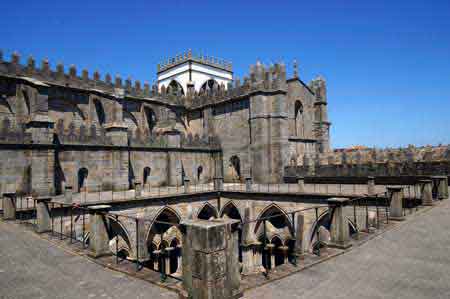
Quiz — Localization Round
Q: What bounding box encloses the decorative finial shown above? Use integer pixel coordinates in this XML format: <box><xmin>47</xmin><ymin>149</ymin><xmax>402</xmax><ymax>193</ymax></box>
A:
<box><xmin>293</xmin><ymin>59</ymin><xmax>298</xmax><ymax>78</ymax></box>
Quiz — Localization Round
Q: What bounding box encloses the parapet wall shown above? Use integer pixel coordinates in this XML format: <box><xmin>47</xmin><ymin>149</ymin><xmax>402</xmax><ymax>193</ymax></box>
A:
<box><xmin>286</xmin><ymin>146</ymin><xmax>450</xmax><ymax>177</ymax></box>
<box><xmin>0</xmin><ymin>50</ymin><xmax>308</xmax><ymax>110</ymax></box>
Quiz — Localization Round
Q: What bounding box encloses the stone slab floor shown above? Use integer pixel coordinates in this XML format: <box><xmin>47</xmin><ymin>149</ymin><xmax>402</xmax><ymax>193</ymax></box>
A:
<box><xmin>246</xmin><ymin>199</ymin><xmax>450</xmax><ymax>299</ymax></box>
<box><xmin>0</xmin><ymin>221</ymin><xmax>177</xmax><ymax>299</ymax></box>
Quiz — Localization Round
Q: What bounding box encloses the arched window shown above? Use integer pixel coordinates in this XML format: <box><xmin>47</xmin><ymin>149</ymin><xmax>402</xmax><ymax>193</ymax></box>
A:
<box><xmin>144</xmin><ymin>107</ymin><xmax>157</xmax><ymax>133</ymax></box>
<box><xmin>78</xmin><ymin>168</ymin><xmax>88</xmax><ymax>192</ymax></box>
<box><xmin>200</xmin><ymin>79</ymin><xmax>219</xmax><ymax>93</ymax></box>
<box><xmin>94</xmin><ymin>99</ymin><xmax>106</xmax><ymax>125</ymax></box>
<box><xmin>143</xmin><ymin>167</ymin><xmax>151</xmax><ymax>185</ymax></box>
<box><xmin>197</xmin><ymin>165</ymin><xmax>203</xmax><ymax>181</ymax></box>
<box><xmin>167</xmin><ymin>80</ymin><xmax>184</xmax><ymax>96</ymax></box>
<box><xmin>294</xmin><ymin>101</ymin><xmax>304</xmax><ymax>137</ymax></box>
<box><xmin>229</xmin><ymin>155</ymin><xmax>241</xmax><ymax>181</ymax></box>
<box><xmin>198</xmin><ymin>203</ymin><xmax>218</xmax><ymax>220</ymax></box>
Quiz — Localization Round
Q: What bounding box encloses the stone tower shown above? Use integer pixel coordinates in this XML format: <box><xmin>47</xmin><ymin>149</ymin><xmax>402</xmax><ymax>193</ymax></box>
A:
<box><xmin>249</xmin><ymin>62</ymin><xmax>290</xmax><ymax>183</ymax></box>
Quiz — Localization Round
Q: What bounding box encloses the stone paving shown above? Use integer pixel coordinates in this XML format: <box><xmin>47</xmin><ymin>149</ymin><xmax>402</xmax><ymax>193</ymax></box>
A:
<box><xmin>0</xmin><ymin>221</ymin><xmax>178</xmax><ymax>299</ymax></box>
<box><xmin>245</xmin><ymin>200</ymin><xmax>450</xmax><ymax>299</ymax></box>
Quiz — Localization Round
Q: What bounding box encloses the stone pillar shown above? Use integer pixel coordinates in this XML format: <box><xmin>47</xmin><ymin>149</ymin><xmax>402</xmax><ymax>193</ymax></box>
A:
<box><xmin>165</xmin><ymin>247</ymin><xmax>174</xmax><ymax>275</ymax></box>
<box><xmin>420</xmin><ymin>180</ymin><xmax>433</xmax><ymax>206</ymax></box>
<box><xmin>64</xmin><ymin>185</ymin><xmax>73</xmax><ymax>204</ymax></box>
<box><xmin>266</xmin><ymin>243</ymin><xmax>275</xmax><ymax>269</ymax></box>
<box><xmin>89</xmin><ymin>205</ymin><xmax>112</xmax><ymax>258</ymax></box>
<box><xmin>176</xmin><ymin>245</ymin><xmax>183</xmax><ymax>275</ymax></box>
<box><xmin>184</xmin><ymin>178</ymin><xmax>191</xmax><ymax>193</ymax></box>
<box><xmin>134</xmin><ymin>182</ymin><xmax>142</xmax><ymax>197</ymax></box>
<box><xmin>253</xmin><ymin>241</ymin><xmax>263</xmax><ymax>270</ymax></box>
<box><xmin>328</xmin><ymin>197</ymin><xmax>352</xmax><ymax>249</ymax></box>
<box><xmin>36</xmin><ymin>197</ymin><xmax>52</xmax><ymax>233</ymax></box>
<box><xmin>104</xmin><ymin>123</ymin><xmax>129</xmax><ymax>191</ymax></box>
<box><xmin>279</xmin><ymin>246</ymin><xmax>289</xmax><ymax>264</ymax></box>
<box><xmin>297</xmin><ymin>176</ymin><xmax>305</xmax><ymax>193</ymax></box>
<box><xmin>153</xmin><ymin>250</ymin><xmax>161</xmax><ymax>271</ymax></box>
<box><xmin>245</xmin><ymin>177</ymin><xmax>252</xmax><ymax>192</ymax></box>
<box><xmin>2</xmin><ymin>193</ymin><xmax>16</xmax><ymax>220</ymax></box>
<box><xmin>431</xmin><ymin>176</ymin><xmax>448</xmax><ymax>200</ymax></box>
<box><xmin>213</xmin><ymin>177</ymin><xmax>224</xmax><ymax>191</ymax></box>
<box><xmin>387</xmin><ymin>187</ymin><xmax>405</xmax><ymax>221</ymax></box>
<box><xmin>294</xmin><ymin>212</ymin><xmax>305</xmax><ymax>260</ymax></box>
<box><xmin>367</xmin><ymin>176</ymin><xmax>375</xmax><ymax>196</ymax></box>
<box><xmin>182</xmin><ymin>218</ymin><xmax>242</xmax><ymax>299</ymax></box>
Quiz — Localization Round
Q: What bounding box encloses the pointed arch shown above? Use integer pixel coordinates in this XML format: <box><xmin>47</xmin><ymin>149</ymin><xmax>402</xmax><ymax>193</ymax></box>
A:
<box><xmin>294</xmin><ymin>100</ymin><xmax>304</xmax><ymax>137</ymax></box>
<box><xmin>123</xmin><ymin>109</ymin><xmax>138</xmax><ymax>130</ymax></box>
<box><xmin>254</xmin><ymin>203</ymin><xmax>293</xmax><ymax>235</ymax></box>
<box><xmin>197</xmin><ymin>202</ymin><xmax>218</xmax><ymax>220</ymax></box>
<box><xmin>167</xmin><ymin>80</ymin><xmax>184</xmax><ymax>96</ymax></box>
<box><xmin>199</xmin><ymin>79</ymin><xmax>220</xmax><ymax>93</ymax></box>
<box><xmin>220</xmin><ymin>201</ymin><xmax>242</xmax><ymax>221</ymax></box>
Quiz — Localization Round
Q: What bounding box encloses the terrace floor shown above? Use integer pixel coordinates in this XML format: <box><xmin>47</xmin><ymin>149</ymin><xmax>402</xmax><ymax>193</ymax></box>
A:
<box><xmin>0</xmin><ymin>220</ymin><xmax>177</xmax><ymax>299</ymax></box>
<box><xmin>245</xmin><ymin>199</ymin><xmax>450</xmax><ymax>299</ymax></box>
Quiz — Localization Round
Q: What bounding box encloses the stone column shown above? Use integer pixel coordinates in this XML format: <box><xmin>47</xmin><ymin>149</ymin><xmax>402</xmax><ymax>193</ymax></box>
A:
<box><xmin>89</xmin><ymin>205</ymin><xmax>112</xmax><ymax>258</ymax></box>
<box><xmin>2</xmin><ymin>193</ymin><xmax>16</xmax><ymax>220</ymax></box>
<box><xmin>431</xmin><ymin>176</ymin><xmax>448</xmax><ymax>200</ymax></box>
<box><xmin>153</xmin><ymin>250</ymin><xmax>161</xmax><ymax>271</ymax></box>
<box><xmin>294</xmin><ymin>212</ymin><xmax>305</xmax><ymax>260</ymax></box>
<box><xmin>36</xmin><ymin>197</ymin><xmax>52</xmax><ymax>233</ymax></box>
<box><xmin>165</xmin><ymin>247</ymin><xmax>174</xmax><ymax>275</ymax></box>
<box><xmin>387</xmin><ymin>187</ymin><xmax>405</xmax><ymax>221</ymax></box>
<box><xmin>279</xmin><ymin>246</ymin><xmax>289</xmax><ymax>264</ymax></box>
<box><xmin>266</xmin><ymin>243</ymin><xmax>275</xmax><ymax>269</ymax></box>
<box><xmin>213</xmin><ymin>177</ymin><xmax>224</xmax><ymax>191</ymax></box>
<box><xmin>184</xmin><ymin>178</ymin><xmax>191</xmax><ymax>193</ymax></box>
<box><xmin>253</xmin><ymin>241</ymin><xmax>263</xmax><ymax>270</ymax></box>
<box><xmin>328</xmin><ymin>197</ymin><xmax>352</xmax><ymax>249</ymax></box>
<box><xmin>176</xmin><ymin>245</ymin><xmax>183</xmax><ymax>275</ymax></box>
<box><xmin>134</xmin><ymin>182</ymin><xmax>142</xmax><ymax>197</ymax></box>
<box><xmin>367</xmin><ymin>176</ymin><xmax>375</xmax><ymax>196</ymax></box>
<box><xmin>297</xmin><ymin>176</ymin><xmax>305</xmax><ymax>193</ymax></box>
<box><xmin>420</xmin><ymin>180</ymin><xmax>433</xmax><ymax>206</ymax></box>
<box><xmin>182</xmin><ymin>218</ymin><xmax>242</xmax><ymax>299</ymax></box>
<box><xmin>245</xmin><ymin>177</ymin><xmax>252</xmax><ymax>192</ymax></box>
<box><xmin>64</xmin><ymin>185</ymin><xmax>73</xmax><ymax>204</ymax></box>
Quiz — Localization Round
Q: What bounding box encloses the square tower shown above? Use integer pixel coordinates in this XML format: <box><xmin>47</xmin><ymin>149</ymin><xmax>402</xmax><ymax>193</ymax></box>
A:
<box><xmin>157</xmin><ymin>50</ymin><xmax>233</xmax><ymax>94</ymax></box>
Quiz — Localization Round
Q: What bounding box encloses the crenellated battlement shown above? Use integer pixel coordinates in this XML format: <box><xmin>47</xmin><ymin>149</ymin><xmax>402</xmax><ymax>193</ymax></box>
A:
<box><xmin>0</xmin><ymin>50</ymin><xmax>314</xmax><ymax>111</ymax></box>
<box><xmin>157</xmin><ymin>49</ymin><xmax>233</xmax><ymax>73</ymax></box>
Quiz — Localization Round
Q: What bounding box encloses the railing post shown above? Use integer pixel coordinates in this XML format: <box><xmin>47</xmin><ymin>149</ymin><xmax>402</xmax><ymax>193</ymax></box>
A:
<box><xmin>181</xmin><ymin>218</ymin><xmax>242</xmax><ymax>299</ymax></box>
<box><xmin>36</xmin><ymin>197</ymin><xmax>52</xmax><ymax>233</ymax></box>
<box><xmin>327</xmin><ymin>198</ymin><xmax>352</xmax><ymax>249</ymax></box>
<box><xmin>297</xmin><ymin>176</ymin><xmax>305</xmax><ymax>193</ymax></box>
<box><xmin>184</xmin><ymin>178</ymin><xmax>191</xmax><ymax>193</ymax></box>
<box><xmin>64</xmin><ymin>185</ymin><xmax>73</xmax><ymax>204</ymax></box>
<box><xmin>367</xmin><ymin>176</ymin><xmax>376</xmax><ymax>196</ymax></box>
<box><xmin>89</xmin><ymin>205</ymin><xmax>112</xmax><ymax>258</ymax></box>
<box><xmin>419</xmin><ymin>179</ymin><xmax>433</xmax><ymax>206</ymax></box>
<box><xmin>294</xmin><ymin>212</ymin><xmax>305</xmax><ymax>261</ymax></box>
<box><xmin>2</xmin><ymin>192</ymin><xmax>17</xmax><ymax>220</ymax></box>
<box><xmin>245</xmin><ymin>177</ymin><xmax>252</xmax><ymax>192</ymax></box>
<box><xmin>387</xmin><ymin>187</ymin><xmax>405</xmax><ymax>221</ymax></box>
<box><xmin>134</xmin><ymin>182</ymin><xmax>142</xmax><ymax>198</ymax></box>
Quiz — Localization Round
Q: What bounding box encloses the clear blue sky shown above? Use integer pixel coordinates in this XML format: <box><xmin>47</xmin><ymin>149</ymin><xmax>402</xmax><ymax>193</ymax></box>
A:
<box><xmin>2</xmin><ymin>0</ymin><xmax>449</xmax><ymax>148</ymax></box>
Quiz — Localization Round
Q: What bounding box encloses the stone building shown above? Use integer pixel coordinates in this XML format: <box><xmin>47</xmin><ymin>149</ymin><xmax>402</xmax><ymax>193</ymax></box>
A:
<box><xmin>0</xmin><ymin>50</ymin><xmax>331</xmax><ymax>196</ymax></box>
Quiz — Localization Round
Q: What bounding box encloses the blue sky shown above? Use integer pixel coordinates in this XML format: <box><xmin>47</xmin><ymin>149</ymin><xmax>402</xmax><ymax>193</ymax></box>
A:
<box><xmin>2</xmin><ymin>0</ymin><xmax>449</xmax><ymax>148</ymax></box>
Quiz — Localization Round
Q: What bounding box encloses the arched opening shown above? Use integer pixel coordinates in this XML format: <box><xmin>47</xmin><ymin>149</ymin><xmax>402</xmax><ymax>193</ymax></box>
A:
<box><xmin>77</xmin><ymin>168</ymin><xmax>88</xmax><ymax>192</ymax></box>
<box><xmin>107</xmin><ymin>216</ymin><xmax>132</xmax><ymax>260</ymax></box>
<box><xmin>294</xmin><ymin>101</ymin><xmax>304</xmax><ymax>137</ymax></box>
<box><xmin>146</xmin><ymin>208</ymin><xmax>181</xmax><ymax>275</ymax></box>
<box><xmin>229</xmin><ymin>155</ymin><xmax>241</xmax><ymax>182</ymax></box>
<box><xmin>197</xmin><ymin>165</ymin><xmax>203</xmax><ymax>182</ymax></box>
<box><xmin>93</xmin><ymin>99</ymin><xmax>106</xmax><ymax>125</ymax></box>
<box><xmin>144</xmin><ymin>107</ymin><xmax>157</xmax><ymax>134</ymax></box>
<box><xmin>200</xmin><ymin>79</ymin><xmax>219</xmax><ymax>93</ymax></box>
<box><xmin>255</xmin><ymin>204</ymin><xmax>293</xmax><ymax>270</ymax></box>
<box><xmin>198</xmin><ymin>203</ymin><xmax>218</xmax><ymax>220</ymax></box>
<box><xmin>167</xmin><ymin>80</ymin><xmax>184</xmax><ymax>96</ymax></box>
<box><xmin>143</xmin><ymin>167</ymin><xmax>151</xmax><ymax>185</ymax></box>
<box><xmin>221</xmin><ymin>202</ymin><xmax>243</xmax><ymax>263</ymax></box>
